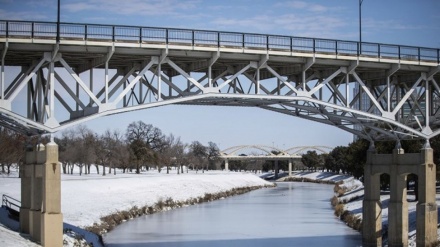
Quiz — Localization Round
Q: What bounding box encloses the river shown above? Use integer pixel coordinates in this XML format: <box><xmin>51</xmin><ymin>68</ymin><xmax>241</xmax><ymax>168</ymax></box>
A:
<box><xmin>104</xmin><ymin>182</ymin><xmax>362</xmax><ymax>247</ymax></box>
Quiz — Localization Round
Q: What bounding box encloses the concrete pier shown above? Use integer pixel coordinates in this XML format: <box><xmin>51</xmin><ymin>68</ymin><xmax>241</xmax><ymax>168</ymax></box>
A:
<box><xmin>362</xmin><ymin>144</ymin><xmax>437</xmax><ymax>247</ymax></box>
<box><xmin>20</xmin><ymin>142</ymin><xmax>63</xmax><ymax>247</ymax></box>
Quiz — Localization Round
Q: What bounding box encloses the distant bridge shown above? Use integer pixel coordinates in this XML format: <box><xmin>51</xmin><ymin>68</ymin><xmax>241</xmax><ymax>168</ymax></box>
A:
<box><xmin>219</xmin><ymin>145</ymin><xmax>332</xmax><ymax>174</ymax></box>
<box><xmin>220</xmin><ymin>145</ymin><xmax>332</xmax><ymax>160</ymax></box>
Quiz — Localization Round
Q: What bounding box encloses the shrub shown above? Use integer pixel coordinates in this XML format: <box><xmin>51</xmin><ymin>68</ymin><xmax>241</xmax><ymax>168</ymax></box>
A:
<box><xmin>121</xmin><ymin>210</ymin><xmax>131</xmax><ymax>220</ymax></box>
<box><xmin>165</xmin><ymin>197</ymin><xmax>175</xmax><ymax>207</ymax></box>
<box><xmin>341</xmin><ymin>210</ymin><xmax>362</xmax><ymax>231</ymax></box>
<box><xmin>334</xmin><ymin>204</ymin><xmax>344</xmax><ymax>217</ymax></box>
<box><xmin>112</xmin><ymin>213</ymin><xmax>123</xmax><ymax>224</ymax></box>
<box><xmin>330</xmin><ymin>195</ymin><xmax>339</xmax><ymax>208</ymax></box>
<box><xmin>147</xmin><ymin>206</ymin><xmax>154</xmax><ymax>214</ymax></box>
<box><xmin>156</xmin><ymin>199</ymin><xmax>165</xmax><ymax>210</ymax></box>
<box><xmin>204</xmin><ymin>193</ymin><xmax>213</xmax><ymax>202</ymax></box>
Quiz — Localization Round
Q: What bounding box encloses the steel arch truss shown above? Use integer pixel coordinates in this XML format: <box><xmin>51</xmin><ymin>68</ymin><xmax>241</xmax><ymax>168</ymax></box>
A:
<box><xmin>221</xmin><ymin>145</ymin><xmax>294</xmax><ymax>160</ymax></box>
<box><xmin>220</xmin><ymin>145</ymin><xmax>331</xmax><ymax>160</ymax></box>
<box><xmin>221</xmin><ymin>145</ymin><xmax>287</xmax><ymax>156</ymax></box>
<box><xmin>1</xmin><ymin>41</ymin><xmax>439</xmax><ymax>141</ymax></box>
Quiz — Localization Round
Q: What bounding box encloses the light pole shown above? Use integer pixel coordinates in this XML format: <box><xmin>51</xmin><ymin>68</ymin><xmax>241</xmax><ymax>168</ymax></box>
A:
<box><xmin>359</xmin><ymin>0</ymin><xmax>363</xmax><ymax>55</ymax></box>
<box><xmin>56</xmin><ymin>0</ymin><xmax>60</xmax><ymax>43</ymax></box>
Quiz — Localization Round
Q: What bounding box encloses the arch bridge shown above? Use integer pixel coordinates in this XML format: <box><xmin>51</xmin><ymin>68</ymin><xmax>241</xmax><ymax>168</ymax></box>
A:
<box><xmin>220</xmin><ymin>145</ymin><xmax>332</xmax><ymax>176</ymax></box>
<box><xmin>220</xmin><ymin>144</ymin><xmax>331</xmax><ymax>159</ymax></box>
<box><xmin>1</xmin><ymin>20</ymin><xmax>439</xmax><ymax>247</ymax></box>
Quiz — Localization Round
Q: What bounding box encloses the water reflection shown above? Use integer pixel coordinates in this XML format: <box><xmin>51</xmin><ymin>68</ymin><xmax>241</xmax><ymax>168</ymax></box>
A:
<box><xmin>104</xmin><ymin>182</ymin><xmax>362</xmax><ymax>247</ymax></box>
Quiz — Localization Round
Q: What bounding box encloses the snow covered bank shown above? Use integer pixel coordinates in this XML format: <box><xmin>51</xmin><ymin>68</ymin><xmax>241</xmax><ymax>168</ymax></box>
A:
<box><xmin>0</xmin><ymin>169</ymin><xmax>273</xmax><ymax>246</ymax></box>
<box><xmin>282</xmin><ymin>171</ymin><xmax>440</xmax><ymax>246</ymax></box>
<box><xmin>277</xmin><ymin>171</ymin><xmax>359</xmax><ymax>185</ymax></box>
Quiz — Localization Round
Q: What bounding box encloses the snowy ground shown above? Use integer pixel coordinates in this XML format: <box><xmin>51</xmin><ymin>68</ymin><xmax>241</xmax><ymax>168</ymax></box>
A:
<box><xmin>0</xmin><ymin>167</ymin><xmax>272</xmax><ymax>246</ymax></box>
<box><xmin>3</xmin><ymin>168</ymin><xmax>437</xmax><ymax>246</ymax></box>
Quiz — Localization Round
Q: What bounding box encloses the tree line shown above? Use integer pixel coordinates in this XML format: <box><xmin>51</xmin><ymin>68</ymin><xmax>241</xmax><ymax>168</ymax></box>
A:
<box><xmin>0</xmin><ymin>121</ymin><xmax>221</xmax><ymax>175</ymax></box>
<box><xmin>2</xmin><ymin>122</ymin><xmax>440</xmax><ymax>179</ymax></box>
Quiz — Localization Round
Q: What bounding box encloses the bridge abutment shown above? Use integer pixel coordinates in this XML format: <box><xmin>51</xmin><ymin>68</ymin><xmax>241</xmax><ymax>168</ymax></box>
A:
<box><xmin>362</xmin><ymin>145</ymin><xmax>437</xmax><ymax>247</ymax></box>
<box><xmin>20</xmin><ymin>142</ymin><xmax>63</xmax><ymax>247</ymax></box>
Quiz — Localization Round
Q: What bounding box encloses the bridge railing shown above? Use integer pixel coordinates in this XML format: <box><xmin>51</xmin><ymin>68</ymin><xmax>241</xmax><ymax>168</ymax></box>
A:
<box><xmin>0</xmin><ymin>20</ymin><xmax>439</xmax><ymax>63</ymax></box>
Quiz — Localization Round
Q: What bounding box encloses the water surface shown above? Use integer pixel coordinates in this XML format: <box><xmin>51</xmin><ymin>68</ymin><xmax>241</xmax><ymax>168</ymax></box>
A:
<box><xmin>104</xmin><ymin>182</ymin><xmax>362</xmax><ymax>247</ymax></box>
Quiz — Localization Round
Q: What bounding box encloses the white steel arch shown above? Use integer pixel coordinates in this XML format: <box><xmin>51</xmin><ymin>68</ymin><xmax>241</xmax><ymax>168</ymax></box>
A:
<box><xmin>284</xmin><ymin>146</ymin><xmax>333</xmax><ymax>155</ymax></box>
<box><xmin>221</xmin><ymin>145</ymin><xmax>286</xmax><ymax>156</ymax></box>
<box><xmin>0</xmin><ymin>20</ymin><xmax>439</xmax><ymax>142</ymax></box>
<box><xmin>220</xmin><ymin>145</ymin><xmax>331</xmax><ymax>160</ymax></box>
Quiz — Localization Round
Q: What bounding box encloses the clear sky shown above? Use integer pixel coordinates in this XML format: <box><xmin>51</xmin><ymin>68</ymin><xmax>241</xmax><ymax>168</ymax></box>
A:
<box><xmin>1</xmin><ymin>0</ymin><xmax>439</xmax><ymax>150</ymax></box>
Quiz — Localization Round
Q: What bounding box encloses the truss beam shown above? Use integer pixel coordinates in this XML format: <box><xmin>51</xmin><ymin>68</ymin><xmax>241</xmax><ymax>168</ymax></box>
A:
<box><xmin>0</xmin><ymin>39</ymin><xmax>438</xmax><ymax>141</ymax></box>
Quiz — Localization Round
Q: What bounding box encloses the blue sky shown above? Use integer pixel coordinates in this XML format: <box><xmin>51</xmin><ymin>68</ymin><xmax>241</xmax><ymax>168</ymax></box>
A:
<box><xmin>1</xmin><ymin>0</ymin><xmax>439</xmax><ymax>150</ymax></box>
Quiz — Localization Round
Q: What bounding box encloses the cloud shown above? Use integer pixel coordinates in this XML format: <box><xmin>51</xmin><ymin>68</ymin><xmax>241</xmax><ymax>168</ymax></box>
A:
<box><xmin>277</xmin><ymin>1</ymin><xmax>330</xmax><ymax>12</ymax></box>
<box><xmin>0</xmin><ymin>9</ymin><xmax>50</xmax><ymax>21</ymax></box>
<box><xmin>363</xmin><ymin>18</ymin><xmax>431</xmax><ymax>31</ymax></box>
<box><xmin>211</xmin><ymin>13</ymin><xmax>352</xmax><ymax>39</ymax></box>
<box><xmin>63</xmin><ymin>0</ymin><xmax>200</xmax><ymax>16</ymax></box>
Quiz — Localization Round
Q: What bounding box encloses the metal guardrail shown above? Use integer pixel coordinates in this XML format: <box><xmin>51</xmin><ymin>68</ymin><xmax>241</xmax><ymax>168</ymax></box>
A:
<box><xmin>0</xmin><ymin>20</ymin><xmax>439</xmax><ymax>63</ymax></box>
<box><xmin>2</xmin><ymin>194</ymin><xmax>20</xmax><ymax>213</ymax></box>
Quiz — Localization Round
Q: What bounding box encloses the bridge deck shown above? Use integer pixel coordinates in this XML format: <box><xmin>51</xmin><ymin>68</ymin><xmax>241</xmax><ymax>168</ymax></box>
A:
<box><xmin>1</xmin><ymin>20</ymin><xmax>438</xmax><ymax>68</ymax></box>
<box><xmin>0</xmin><ymin>20</ymin><xmax>440</xmax><ymax>140</ymax></box>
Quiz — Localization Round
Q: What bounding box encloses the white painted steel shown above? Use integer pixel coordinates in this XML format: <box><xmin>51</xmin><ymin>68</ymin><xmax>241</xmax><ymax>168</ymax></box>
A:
<box><xmin>0</xmin><ymin>22</ymin><xmax>439</xmax><ymax>141</ymax></box>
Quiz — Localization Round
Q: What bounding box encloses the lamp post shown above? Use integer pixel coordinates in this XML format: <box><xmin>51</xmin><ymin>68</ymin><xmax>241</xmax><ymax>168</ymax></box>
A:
<box><xmin>359</xmin><ymin>0</ymin><xmax>363</xmax><ymax>55</ymax></box>
<box><xmin>56</xmin><ymin>0</ymin><xmax>60</xmax><ymax>42</ymax></box>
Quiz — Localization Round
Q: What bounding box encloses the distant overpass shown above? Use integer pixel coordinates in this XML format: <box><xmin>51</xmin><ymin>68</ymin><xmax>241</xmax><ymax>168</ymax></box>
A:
<box><xmin>219</xmin><ymin>145</ymin><xmax>332</xmax><ymax>174</ymax></box>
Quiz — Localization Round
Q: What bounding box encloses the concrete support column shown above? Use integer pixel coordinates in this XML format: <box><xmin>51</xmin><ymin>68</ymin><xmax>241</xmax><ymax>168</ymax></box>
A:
<box><xmin>41</xmin><ymin>142</ymin><xmax>63</xmax><ymax>247</ymax></box>
<box><xmin>224</xmin><ymin>159</ymin><xmax>229</xmax><ymax>171</ymax></box>
<box><xmin>388</xmin><ymin>147</ymin><xmax>408</xmax><ymax>247</ymax></box>
<box><xmin>288</xmin><ymin>159</ymin><xmax>292</xmax><ymax>176</ymax></box>
<box><xmin>20</xmin><ymin>151</ymin><xmax>34</xmax><ymax>234</ymax></box>
<box><xmin>274</xmin><ymin>160</ymin><xmax>279</xmax><ymax>179</ymax></box>
<box><xmin>416</xmin><ymin>147</ymin><xmax>437</xmax><ymax>246</ymax></box>
<box><xmin>29</xmin><ymin>144</ymin><xmax>45</xmax><ymax>243</ymax></box>
<box><xmin>362</xmin><ymin>146</ymin><xmax>382</xmax><ymax>247</ymax></box>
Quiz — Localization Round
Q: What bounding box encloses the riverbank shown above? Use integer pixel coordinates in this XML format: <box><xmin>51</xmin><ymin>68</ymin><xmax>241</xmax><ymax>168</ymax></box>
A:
<box><xmin>279</xmin><ymin>171</ymin><xmax>440</xmax><ymax>246</ymax></box>
<box><xmin>0</xmin><ymin>168</ymin><xmax>273</xmax><ymax>246</ymax></box>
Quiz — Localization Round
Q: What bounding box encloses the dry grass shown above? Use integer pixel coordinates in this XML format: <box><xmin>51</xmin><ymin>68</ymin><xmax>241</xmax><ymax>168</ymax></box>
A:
<box><xmin>341</xmin><ymin>210</ymin><xmax>362</xmax><ymax>231</ymax></box>
<box><xmin>284</xmin><ymin>177</ymin><xmax>338</xmax><ymax>184</ymax></box>
<box><xmin>334</xmin><ymin>204</ymin><xmax>345</xmax><ymax>217</ymax></box>
<box><xmin>330</xmin><ymin>181</ymin><xmax>362</xmax><ymax>232</ymax></box>
<box><xmin>333</xmin><ymin>183</ymin><xmax>347</xmax><ymax>197</ymax></box>
<box><xmin>330</xmin><ymin>195</ymin><xmax>339</xmax><ymax>208</ymax></box>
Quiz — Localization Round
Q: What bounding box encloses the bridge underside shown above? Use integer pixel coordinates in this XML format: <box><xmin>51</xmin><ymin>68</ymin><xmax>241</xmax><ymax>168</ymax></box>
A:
<box><xmin>1</xmin><ymin>24</ymin><xmax>440</xmax><ymax>142</ymax></box>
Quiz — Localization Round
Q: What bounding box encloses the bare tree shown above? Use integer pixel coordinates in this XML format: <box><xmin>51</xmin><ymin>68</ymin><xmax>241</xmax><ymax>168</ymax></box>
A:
<box><xmin>207</xmin><ymin>142</ymin><xmax>220</xmax><ymax>170</ymax></box>
<box><xmin>159</xmin><ymin>134</ymin><xmax>186</xmax><ymax>174</ymax></box>
<box><xmin>94</xmin><ymin>130</ymin><xmax>115</xmax><ymax>176</ymax></box>
<box><xmin>0</xmin><ymin>128</ymin><xmax>25</xmax><ymax>174</ymax></box>
<box><xmin>107</xmin><ymin>129</ymin><xmax>125</xmax><ymax>175</ymax></box>
<box><xmin>189</xmin><ymin>141</ymin><xmax>207</xmax><ymax>173</ymax></box>
<box><xmin>174</xmin><ymin>140</ymin><xmax>187</xmax><ymax>174</ymax></box>
<box><xmin>60</xmin><ymin>125</ymin><xmax>96</xmax><ymax>176</ymax></box>
<box><xmin>126</xmin><ymin>121</ymin><xmax>164</xmax><ymax>174</ymax></box>
<box><xmin>58</xmin><ymin>128</ymin><xmax>82</xmax><ymax>174</ymax></box>
<box><xmin>114</xmin><ymin>139</ymin><xmax>130</xmax><ymax>173</ymax></box>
